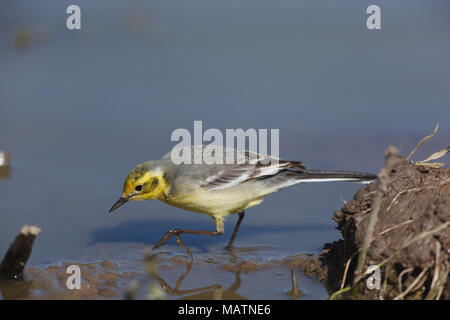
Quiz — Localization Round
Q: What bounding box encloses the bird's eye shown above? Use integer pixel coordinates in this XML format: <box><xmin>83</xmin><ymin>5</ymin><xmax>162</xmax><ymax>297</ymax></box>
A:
<box><xmin>135</xmin><ymin>185</ymin><xmax>143</xmax><ymax>191</ymax></box>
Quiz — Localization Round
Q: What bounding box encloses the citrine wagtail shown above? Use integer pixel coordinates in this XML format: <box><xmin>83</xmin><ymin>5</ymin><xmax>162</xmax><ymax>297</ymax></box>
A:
<box><xmin>109</xmin><ymin>146</ymin><xmax>376</xmax><ymax>258</ymax></box>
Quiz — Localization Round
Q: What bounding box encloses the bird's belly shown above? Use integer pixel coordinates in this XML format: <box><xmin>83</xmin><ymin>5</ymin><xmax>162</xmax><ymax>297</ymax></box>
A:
<box><xmin>163</xmin><ymin>189</ymin><xmax>263</xmax><ymax>217</ymax></box>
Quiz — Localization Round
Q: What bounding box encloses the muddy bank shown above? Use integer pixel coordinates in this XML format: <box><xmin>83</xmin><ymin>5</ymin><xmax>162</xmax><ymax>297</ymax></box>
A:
<box><xmin>298</xmin><ymin>150</ymin><xmax>450</xmax><ymax>299</ymax></box>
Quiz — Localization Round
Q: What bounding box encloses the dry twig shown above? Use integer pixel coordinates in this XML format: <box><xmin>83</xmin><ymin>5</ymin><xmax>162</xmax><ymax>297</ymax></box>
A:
<box><xmin>352</xmin><ymin>146</ymin><xmax>398</xmax><ymax>293</ymax></box>
<box><xmin>406</xmin><ymin>124</ymin><xmax>439</xmax><ymax>162</ymax></box>
<box><xmin>393</xmin><ymin>267</ymin><xmax>428</xmax><ymax>300</ymax></box>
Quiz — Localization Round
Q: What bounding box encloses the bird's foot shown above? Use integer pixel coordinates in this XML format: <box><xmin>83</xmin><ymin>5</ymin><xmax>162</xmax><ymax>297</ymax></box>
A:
<box><xmin>151</xmin><ymin>229</ymin><xmax>193</xmax><ymax>260</ymax></box>
<box><xmin>175</xmin><ymin>234</ymin><xmax>193</xmax><ymax>260</ymax></box>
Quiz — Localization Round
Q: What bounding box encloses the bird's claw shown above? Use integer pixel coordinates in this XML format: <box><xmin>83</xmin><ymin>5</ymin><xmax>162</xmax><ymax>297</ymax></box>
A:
<box><xmin>152</xmin><ymin>229</ymin><xmax>193</xmax><ymax>261</ymax></box>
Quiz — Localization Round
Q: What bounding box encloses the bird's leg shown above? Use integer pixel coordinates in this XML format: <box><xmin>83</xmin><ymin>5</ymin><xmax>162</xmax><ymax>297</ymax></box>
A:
<box><xmin>226</xmin><ymin>211</ymin><xmax>245</xmax><ymax>250</ymax></box>
<box><xmin>152</xmin><ymin>218</ymin><xmax>224</xmax><ymax>259</ymax></box>
<box><xmin>175</xmin><ymin>234</ymin><xmax>193</xmax><ymax>260</ymax></box>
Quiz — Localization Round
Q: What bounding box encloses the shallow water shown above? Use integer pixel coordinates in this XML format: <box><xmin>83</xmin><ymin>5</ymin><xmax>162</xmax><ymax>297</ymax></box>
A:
<box><xmin>1</xmin><ymin>0</ymin><xmax>449</xmax><ymax>299</ymax></box>
<box><xmin>0</xmin><ymin>243</ymin><xmax>328</xmax><ymax>300</ymax></box>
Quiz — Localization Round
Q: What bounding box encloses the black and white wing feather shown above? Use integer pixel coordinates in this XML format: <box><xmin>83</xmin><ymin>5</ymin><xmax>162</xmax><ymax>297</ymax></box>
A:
<box><xmin>162</xmin><ymin>145</ymin><xmax>306</xmax><ymax>190</ymax></box>
<box><xmin>162</xmin><ymin>145</ymin><xmax>376</xmax><ymax>192</ymax></box>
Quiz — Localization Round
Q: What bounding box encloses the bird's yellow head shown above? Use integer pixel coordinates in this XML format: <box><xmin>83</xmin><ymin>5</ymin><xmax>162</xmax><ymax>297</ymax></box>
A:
<box><xmin>109</xmin><ymin>162</ymin><xmax>169</xmax><ymax>213</ymax></box>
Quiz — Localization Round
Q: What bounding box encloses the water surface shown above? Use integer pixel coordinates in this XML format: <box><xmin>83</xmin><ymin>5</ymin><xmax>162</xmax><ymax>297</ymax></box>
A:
<box><xmin>1</xmin><ymin>0</ymin><xmax>449</xmax><ymax>299</ymax></box>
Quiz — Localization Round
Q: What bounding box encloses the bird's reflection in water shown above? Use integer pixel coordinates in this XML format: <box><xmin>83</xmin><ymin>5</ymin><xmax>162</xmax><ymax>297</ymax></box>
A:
<box><xmin>153</xmin><ymin>257</ymin><xmax>246</xmax><ymax>300</ymax></box>
<box><xmin>152</xmin><ymin>249</ymin><xmax>305</xmax><ymax>300</ymax></box>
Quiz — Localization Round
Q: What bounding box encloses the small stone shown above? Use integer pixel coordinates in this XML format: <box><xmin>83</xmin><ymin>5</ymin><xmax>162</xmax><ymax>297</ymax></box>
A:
<box><xmin>100</xmin><ymin>260</ymin><xmax>119</xmax><ymax>270</ymax></box>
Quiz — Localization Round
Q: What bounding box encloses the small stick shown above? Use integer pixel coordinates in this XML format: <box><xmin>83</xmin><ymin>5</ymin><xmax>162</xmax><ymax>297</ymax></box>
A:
<box><xmin>340</xmin><ymin>252</ymin><xmax>357</xmax><ymax>290</ymax></box>
<box><xmin>425</xmin><ymin>241</ymin><xmax>441</xmax><ymax>300</ymax></box>
<box><xmin>397</xmin><ymin>267</ymin><xmax>413</xmax><ymax>296</ymax></box>
<box><xmin>352</xmin><ymin>146</ymin><xmax>398</xmax><ymax>293</ymax></box>
<box><xmin>393</xmin><ymin>267</ymin><xmax>428</xmax><ymax>300</ymax></box>
<box><xmin>329</xmin><ymin>286</ymin><xmax>351</xmax><ymax>300</ymax></box>
<box><xmin>386</xmin><ymin>188</ymin><xmax>422</xmax><ymax>212</ymax></box>
<box><xmin>0</xmin><ymin>226</ymin><xmax>41</xmax><ymax>280</ymax></box>
<box><xmin>386</xmin><ymin>178</ymin><xmax>450</xmax><ymax>212</ymax></box>
<box><xmin>434</xmin><ymin>262</ymin><xmax>449</xmax><ymax>300</ymax></box>
<box><xmin>406</xmin><ymin>124</ymin><xmax>439</xmax><ymax>162</ymax></box>
<box><xmin>377</xmin><ymin>220</ymin><xmax>414</xmax><ymax>237</ymax></box>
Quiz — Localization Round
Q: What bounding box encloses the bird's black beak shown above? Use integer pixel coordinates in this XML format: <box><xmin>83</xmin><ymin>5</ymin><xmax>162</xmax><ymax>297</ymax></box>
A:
<box><xmin>109</xmin><ymin>197</ymin><xmax>128</xmax><ymax>213</ymax></box>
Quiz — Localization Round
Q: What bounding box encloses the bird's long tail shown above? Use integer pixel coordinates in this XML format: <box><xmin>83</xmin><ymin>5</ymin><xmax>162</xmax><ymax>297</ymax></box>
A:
<box><xmin>297</xmin><ymin>169</ymin><xmax>377</xmax><ymax>184</ymax></box>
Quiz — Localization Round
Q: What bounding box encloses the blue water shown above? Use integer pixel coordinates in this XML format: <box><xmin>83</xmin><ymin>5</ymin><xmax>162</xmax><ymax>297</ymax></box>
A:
<box><xmin>1</xmin><ymin>0</ymin><xmax>449</xmax><ymax>299</ymax></box>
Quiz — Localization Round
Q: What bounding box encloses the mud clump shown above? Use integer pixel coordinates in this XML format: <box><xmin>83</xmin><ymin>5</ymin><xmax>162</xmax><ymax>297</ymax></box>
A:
<box><xmin>301</xmin><ymin>155</ymin><xmax>450</xmax><ymax>299</ymax></box>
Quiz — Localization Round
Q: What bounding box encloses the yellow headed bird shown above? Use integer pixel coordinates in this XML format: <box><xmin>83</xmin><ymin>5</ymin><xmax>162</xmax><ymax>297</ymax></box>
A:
<box><xmin>109</xmin><ymin>146</ymin><xmax>376</xmax><ymax>257</ymax></box>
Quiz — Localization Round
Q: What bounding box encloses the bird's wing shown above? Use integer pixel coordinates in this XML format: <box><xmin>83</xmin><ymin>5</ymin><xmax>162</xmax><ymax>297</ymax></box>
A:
<box><xmin>162</xmin><ymin>145</ymin><xmax>280</xmax><ymax>164</ymax></box>
<box><xmin>199</xmin><ymin>162</ymin><xmax>288</xmax><ymax>190</ymax></box>
<box><xmin>162</xmin><ymin>145</ymin><xmax>305</xmax><ymax>190</ymax></box>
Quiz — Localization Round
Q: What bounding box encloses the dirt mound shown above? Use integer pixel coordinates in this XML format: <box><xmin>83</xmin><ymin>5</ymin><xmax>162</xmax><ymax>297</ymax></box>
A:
<box><xmin>298</xmin><ymin>148</ymin><xmax>449</xmax><ymax>300</ymax></box>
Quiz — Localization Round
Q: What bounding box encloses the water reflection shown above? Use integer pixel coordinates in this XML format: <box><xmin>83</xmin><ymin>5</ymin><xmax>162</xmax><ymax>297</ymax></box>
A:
<box><xmin>0</xmin><ymin>247</ymin><xmax>322</xmax><ymax>300</ymax></box>
<box><xmin>147</xmin><ymin>249</ymin><xmax>311</xmax><ymax>300</ymax></box>
<box><xmin>285</xmin><ymin>268</ymin><xmax>304</xmax><ymax>300</ymax></box>
<box><xmin>154</xmin><ymin>260</ymin><xmax>245</xmax><ymax>300</ymax></box>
